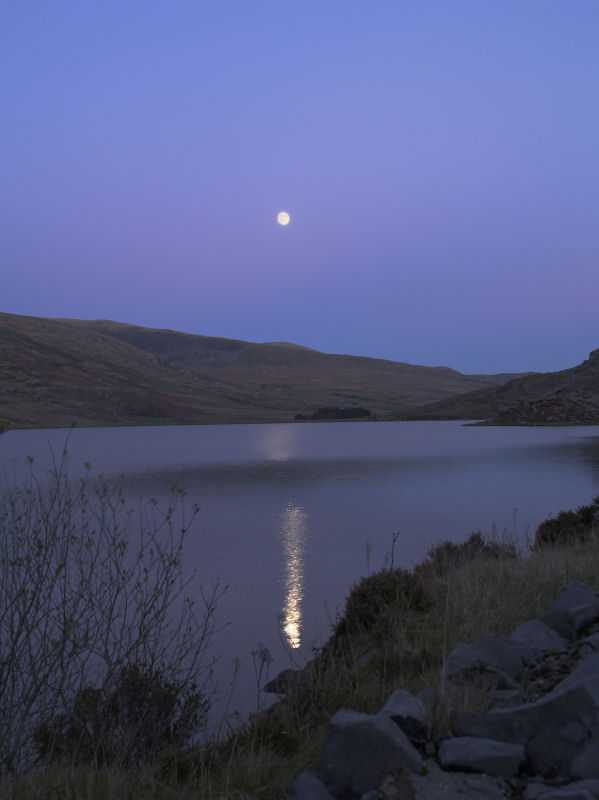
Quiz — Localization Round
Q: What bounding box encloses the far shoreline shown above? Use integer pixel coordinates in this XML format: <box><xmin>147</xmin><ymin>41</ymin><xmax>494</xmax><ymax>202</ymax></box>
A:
<box><xmin>5</xmin><ymin>416</ymin><xmax>599</xmax><ymax>435</ymax></box>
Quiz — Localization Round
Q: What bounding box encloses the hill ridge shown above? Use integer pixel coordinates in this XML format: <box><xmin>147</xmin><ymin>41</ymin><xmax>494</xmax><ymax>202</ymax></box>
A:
<box><xmin>0</xmin><ymin>312</ymin><xmax>531</xmax><ymax>430</ymax></box>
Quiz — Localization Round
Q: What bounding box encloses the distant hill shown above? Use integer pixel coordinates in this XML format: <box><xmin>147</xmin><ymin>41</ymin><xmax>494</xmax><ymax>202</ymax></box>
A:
<box><xmin>0</xmin><ymin>312</ymin><xmax>528</xmax><ymax>430</ymax></box>
<box><xmin>397</xmin><ymin>349</ymin><xmax>599</xmax><ymax>425</ymax></box>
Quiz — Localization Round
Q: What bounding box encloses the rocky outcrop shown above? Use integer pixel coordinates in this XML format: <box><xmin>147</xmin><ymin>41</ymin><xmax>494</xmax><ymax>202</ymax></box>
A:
<box><xmin>398</xmin><ymin>348</ymin><xmax>599</xmax><ymax>425</ymax></box>
<box><xmin>287</xmin><ymin>580</ymin><xmax>599</xmax><ymax>799</ymax></box>
<box><xmin>487</xmin><ymin>349</ymin><xmax>599</xmax><ymax>424</ymax></box>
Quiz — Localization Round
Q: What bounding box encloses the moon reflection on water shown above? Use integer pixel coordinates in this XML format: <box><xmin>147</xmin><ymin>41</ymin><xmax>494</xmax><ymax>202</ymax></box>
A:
<box><xmin>279</xmin><ymin>501</ymin><xmax>308</xmax><ymax>649</ymax></box>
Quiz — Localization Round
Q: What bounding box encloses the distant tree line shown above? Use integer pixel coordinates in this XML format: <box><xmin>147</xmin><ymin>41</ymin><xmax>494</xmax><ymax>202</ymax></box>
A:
<box><xmin>295</xmin><ymin>406</ymin><xmax>372</xmax><ymax>421</ymax></box>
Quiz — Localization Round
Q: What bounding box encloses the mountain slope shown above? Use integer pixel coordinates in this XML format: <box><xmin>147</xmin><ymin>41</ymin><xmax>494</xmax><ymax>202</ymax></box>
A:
<box><xmin>67</xmin><ymin>319</ymin><xmax>520</xmax><ymax>406</ymax></box>
<box><xmin>1</xmin><ymin>312</ymin><xmax>526</xmax><ymax>430</ymax></box>
<box><xmin>398</xmin><ymin>349</ymin><xmax>599</xmax><ymax>424</ymax></box>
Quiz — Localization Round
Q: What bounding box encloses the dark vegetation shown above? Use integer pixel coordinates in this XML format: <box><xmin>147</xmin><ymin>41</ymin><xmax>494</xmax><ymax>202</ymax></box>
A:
<box><xmin>35</xmin><ymin>664</ymin><xmax>208</xmax><ymax>768</ymax></box>
<box><xmin>294</xmin><ymin>406</ymin><xmax>372</xmax><ymax>421</ymax></box>
<box><xmin>533</xmin><ymin>497</ymin><xmax>599</xmax><ymax>549</ymax></box>
<box><xmin>414</xmin><ymin>530</ymin><xmax>519</xmax><ymax>576</ymax></box>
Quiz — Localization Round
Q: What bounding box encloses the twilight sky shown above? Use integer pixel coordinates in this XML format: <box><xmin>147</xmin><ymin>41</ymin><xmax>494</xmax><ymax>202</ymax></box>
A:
<box><xmin>2</xmin><ymin>1</ymin><xmax>598</xmax><ymax>374</ymax></box>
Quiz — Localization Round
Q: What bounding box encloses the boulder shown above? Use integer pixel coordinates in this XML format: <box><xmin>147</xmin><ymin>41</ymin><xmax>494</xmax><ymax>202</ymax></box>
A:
<box><xmin>287</xmin><ymin>770</ymin><xmax>336</xmax><ymax>800</ymax></box>
<box><xmin>445</xmin><ymin>635</ymin><xmax>536</xmax><ymax>679</ymax></box>
<box><xmin>456</xmin><ymin>664</ymin><xmax>523</xmax><ymax>691</ymax></box>
<box><xmin>509</xmin><ymin>619</ymin><xmax>568</xmax><ymax>653</ymax></box>
<box><xmin>523</xmin><ymin>781</ymin><xmax>551</xmax><ymax>799</ymax></box>
<box><xmin>524</xmin><ymin>780</ymin><xmax>599</xmax><ymax>800</ymax></box>
<box><xmin>318</xmin><ymin>708</ymin><xmax>422</xmax><ymax>799</ymax></box>
<box><xmin>379</xmin><ymin>760</ymin><xmax>511</xmax><ymax>800</ymax></box>
<box><xmin>437</xmin><ymin>735</ymin><xmax>525</xmax><ymax>777</ymax></box>
<box><xmin>381</xmin><ymin>688</ymin><xmax>427</xmax><ymax>721</ymax></box>
<box><xmin>380</xmin><ymin>689</ymin><xmax>428</xmax><ymax>743</ymax></box>
<box><xmin>264</xmin><ymin>664</ymin><xmax>313</xmax><ymax>694</ymax></box>
<box><xmin>542</xmin><ymin>581</ymin><xmax>599</xmax><ymax>640</ymax></box>
<box><xmin>523</xmin><ymin>779</ymin><xmax>599</xmax><ymax>799</ymax></box>
<box><xmin>537</xmin><ymin>791</ymin><xmax>594</xmax><ymax>800</ymax></box>
<box><xmin>492</xmin><ymin>689</ymin><xmax>526</xmax><ymax>708</ymax></box>
<box><xmin>580</xmin><ymin>632</ymin><xmax>599</xmax><ymax>653</ymax></box>
<box><xmin>452</xmin><ymin>651</ymin><xmax>599</xmax><ymax>779</ymax></box>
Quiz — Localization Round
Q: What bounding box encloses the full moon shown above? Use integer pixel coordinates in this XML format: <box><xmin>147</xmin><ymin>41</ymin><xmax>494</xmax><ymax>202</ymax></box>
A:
<box><xmin>277</xmin><ymin>211</ymin><xmax>290</xmax><ymax>226</ymax></box>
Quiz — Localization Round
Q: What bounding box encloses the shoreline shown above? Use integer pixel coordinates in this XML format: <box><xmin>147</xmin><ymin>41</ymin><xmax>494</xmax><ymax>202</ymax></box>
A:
<box><xmin>5</xmin><ymin>416</ymin><xmax>599</xmax><ymax>433</ymax></box>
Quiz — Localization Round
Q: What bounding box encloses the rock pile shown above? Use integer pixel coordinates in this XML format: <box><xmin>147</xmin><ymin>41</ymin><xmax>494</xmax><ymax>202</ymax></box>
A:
<box><xmin>287</xmin><ymin>580</ymin><xmax>599</xmax><ymax>799</ymax></box>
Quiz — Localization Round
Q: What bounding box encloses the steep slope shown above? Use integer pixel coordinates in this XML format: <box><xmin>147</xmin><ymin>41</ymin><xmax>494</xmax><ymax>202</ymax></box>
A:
<box><xmin>0</xmin><ymin>313</ymin><xmax>525</xmax><ymax>430</ymax></box>
<box><xmin>399</xmin><ymin>349</ymin><xmax>599</xmax><ymax>424</ymax></box>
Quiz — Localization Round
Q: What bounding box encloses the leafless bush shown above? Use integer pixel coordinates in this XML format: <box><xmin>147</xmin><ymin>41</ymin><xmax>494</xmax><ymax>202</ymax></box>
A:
<box><xmin>0</xmin><ymin>451</ymin><xmax>222</xmax><ymax>773</ymax></box>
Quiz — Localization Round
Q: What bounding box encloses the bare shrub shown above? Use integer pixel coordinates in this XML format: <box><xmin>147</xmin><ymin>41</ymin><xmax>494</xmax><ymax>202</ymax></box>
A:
<box><xmin>0</xmin><ymin>451</ymin><xmax>222</xmax><ymax>773</ymax></box>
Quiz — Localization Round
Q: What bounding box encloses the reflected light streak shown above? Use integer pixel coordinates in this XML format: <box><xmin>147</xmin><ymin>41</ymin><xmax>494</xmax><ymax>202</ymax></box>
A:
<box><xmin>259</xmin><ymin>425</ymin><xmax>299</xmax><ymax>462</ymax></box>
<box><xmin>279</xmin><ymin>501</ymin><xmax>308</xmax><ymax>649</ymax></box>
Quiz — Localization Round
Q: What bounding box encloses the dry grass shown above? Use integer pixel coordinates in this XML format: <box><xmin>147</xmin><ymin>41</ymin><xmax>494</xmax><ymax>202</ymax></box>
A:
<box><xmin>0</xmin><ymin>766</ymin><xmax>194</xmax><ymax>800</ymax></box>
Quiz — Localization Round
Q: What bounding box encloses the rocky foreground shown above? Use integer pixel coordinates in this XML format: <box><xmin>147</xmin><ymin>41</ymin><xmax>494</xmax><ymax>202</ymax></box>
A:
<box><xmin>287</xmin><ymin>580</ymin><xmax>599</xmax><ymax>800</ymax></box>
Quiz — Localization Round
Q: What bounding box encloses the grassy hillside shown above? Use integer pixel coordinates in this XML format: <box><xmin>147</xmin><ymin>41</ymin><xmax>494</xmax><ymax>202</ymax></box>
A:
<box><xmin>0</xmin><ymin>313</ymin><xmax>521</xmax><ymax>430</ymax></box>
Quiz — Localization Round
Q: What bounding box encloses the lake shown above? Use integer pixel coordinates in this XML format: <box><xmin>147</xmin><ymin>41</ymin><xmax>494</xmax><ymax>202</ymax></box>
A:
<box><xmin>2</xmin><ymin>420</ymin><xmax>599</xmax><ymax>721</ymax></box>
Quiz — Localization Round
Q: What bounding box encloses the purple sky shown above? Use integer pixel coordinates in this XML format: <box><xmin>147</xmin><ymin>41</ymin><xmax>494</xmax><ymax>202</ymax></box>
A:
<box><xmin>2</xmin><ymin>1</ymin><xmax>598</xmax><ymax>374</ymax></box>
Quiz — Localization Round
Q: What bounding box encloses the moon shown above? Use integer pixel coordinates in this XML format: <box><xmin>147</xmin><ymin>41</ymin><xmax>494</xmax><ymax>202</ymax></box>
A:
<box><xmin>277</xmin><ymin>211</ymin><xmax>290</xmax><ymax>226</ymax></box>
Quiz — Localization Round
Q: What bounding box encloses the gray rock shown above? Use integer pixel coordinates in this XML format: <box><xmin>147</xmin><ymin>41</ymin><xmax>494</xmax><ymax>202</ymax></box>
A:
<box><xmin>492</xmin><ymin>689</ymin><xmax>526</xmax><ymax>708</ymax></box>
<box><xmin>379</xmin><ymin>760</ymin><xmax>510</xmax><ymax>800</ymax></box>
<box><xmin>381</xmin><ymin>688</ymin><xmax>427</xmax><ymax>721</ymax></box>
<box><xmin>577</xmin><ymin>641</ymin><xmax>599</xmax><ymax>659</ymax></box>
<box><xmin>445</xmin><ymin>635</ymin><xmax>537</xmax><ymax>680</ymax></box>
<box><xmin>452</xmin><ymin>650</ymin><xmax>599</xmax><ymax>779</ymax></box>
<box><xmin>287</xmin><ymin>770</ymin><xmax>336</xmax><ymax>800</ymax></box>
<box><xmin>527</xmin><ymin>785</ymin><xmax>597</xmax><ymax>800</ymax></box>
<box><xmin>510</xmin><ymin>619</ymin><xmax>568</xmax><ymax>653</ymax></box>
<box><xmin>479</xmin><ymin>666</ymin><xmax>523</xmax><ymax>690</ymax></box>
<box><xmin>580</xmin><ymin>632</ymin><xmax>599</xmax><ymax>653</ymax></box>
<box><xmin>318</xmin><ymin>708</ymin><xmax>422</xmax><ymax>799</ymax></box>
<box><xmin>381</xmin><ymin>688</ymin><xmax>428</xmax><ymax>742</ymax></box>
<box><xmin>523</xmin><ymin>784</ymin><xmax>551</xmax><ymax>799</ymax></box>
<box><xmin>264</xmin><ymin>664</ymin><xmax>313</xmax><ymax>694</ymax></box>
<box><xmin>438</xmin><ymin>736</ymin><xmax>525</xmax><ymax>777</ymax></box>
<box><xmin>562</xmin><ymin>781</ymin><xmax>599</xmax><ymax>799</ymax></box>
<box><xmin>542</xmin><ymin>581</ymin><xmax>599</xmax><ymax>640</ymax></box>
<box><xmin>556</xmin><ymin>650</ymin><xmax>599</xmax><ymax>690</ymax></box>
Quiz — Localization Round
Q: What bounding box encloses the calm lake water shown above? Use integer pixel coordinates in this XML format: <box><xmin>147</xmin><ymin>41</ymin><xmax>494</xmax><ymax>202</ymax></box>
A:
<box><xmin>2</xmin><ymin>421</ymin><xmax>599</xmax><ymax>719</ymax></box>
